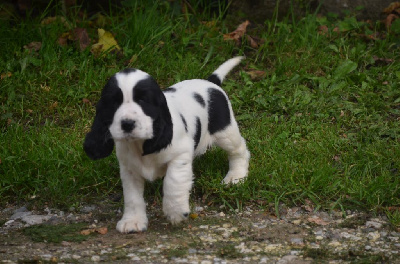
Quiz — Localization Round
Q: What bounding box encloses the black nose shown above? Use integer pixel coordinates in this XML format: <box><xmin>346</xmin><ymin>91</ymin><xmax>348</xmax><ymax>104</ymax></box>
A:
<box><xmin>121</xmin><ymin>119</ymin><xmax>136</xmax><ymax>133</ymax></box>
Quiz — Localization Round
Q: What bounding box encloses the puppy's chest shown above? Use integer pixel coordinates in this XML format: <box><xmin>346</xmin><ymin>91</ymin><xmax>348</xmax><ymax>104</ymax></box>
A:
<box><xmin>130</xmin><ymin>156</ymin><xmax>167</xmax><ymax>181</ymax></box>
<box><xmin>117</xmin><ymin>142</ymin><xmax>167</xmax><ymax>181</ymax></box>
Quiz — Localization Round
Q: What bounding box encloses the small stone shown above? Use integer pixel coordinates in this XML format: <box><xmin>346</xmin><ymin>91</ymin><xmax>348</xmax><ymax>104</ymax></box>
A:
<box><xmin>21</xmin><ymin>215</ymin><xmax>51</xmax><ymax>225</ymax></box>
<box><xmin>292</xmin><ymin>219</ymin><xmax>301</xmax><ymax>225</ymax></box>
<box><xmin>277</xmin><ymin>255</ymin><xmax>298</xmax><ymax>264</ymax></box>
<box><xmin>219</xmin><ymin>212</ymin><xmax>225</xmax><ymax>217</ymax></box>
<box><xmin>365</xmin><ymin>245</ymin><xmax>372</xmax><ymax>251</ymax></box>
<box><xmin>290</xmin><ymin>238</ymin><xmax>304</xmax><ymax>245</ymax></box>
<box><xmin>195</xmin><ymin>206</ymin><xmax>204</xmax><ymax>212</ymax></box>
<box><xmin>72</xmin><ymin>255</ymin><xmax>81</xmax><ymax>259</ymax></box>
<box><xmin>4</xmin><ymin>220</ymin><xmax>15</xmax><ymax>226</ymax></box>
<box><xmin>91</xmin><ymin>255</ymin><xmax>100</xmax><ymax>262</ymax></box>
<box><xmin>316</xmin><ymin>236</ymin><xmax>324</xmax><ymax>240</ymax></box>
<box><xmin>10</xmin><ymin>211</ymin><xmax>32</xmax><ymax>220</ymax></box>
<box><xmin>188</xmin><ymin>248</ymin><xmax>197</xmax><ymax>254</ymax></box>
<box><xmin>367</xmin><ymin>231</ymin><xmax>381</xmax><ymax>241</ymax></box>
<box><xmin>366</xmin><ymin>221</ymin><xmax>383</xmax><ymax>229</ymax></box>
<box><xmin>394</xmin><ymin>243</ymin><xmax>400</xmax><ymax>248</ymax></box>
<box><xmin>81</xmin><ymin>205</ymin><xmax>96</xmax><ymax>213</ymax></box>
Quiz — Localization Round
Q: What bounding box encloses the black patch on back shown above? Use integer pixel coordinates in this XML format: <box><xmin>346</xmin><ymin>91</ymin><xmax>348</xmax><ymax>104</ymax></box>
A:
<box><xmin>194</xmin><ymin>117</ymin><xmax>201</xmax><ymax>149</ymax></box>
<box><xmin>207</xmin><ymin>74</ymin><xmax>221</xmax><ymax>86</ymax></box>
<box><xmin>208</xmin><ymin>88</ymin><xmax>231</xmax><ymax>134</ymax></box>
<box><xmin>163</xmin><ymin>87</ymin><xmax>176</xmax><ymax>93</ymax></box>
<box><xmin>193</xmin><ymin>93</ymin><xmax>205</xmax><ymax>108</ymax></box>
<box><xmin>180</xmin><ymin>114</ymin><xmax>188</xmax><ymax>132</ymax></box>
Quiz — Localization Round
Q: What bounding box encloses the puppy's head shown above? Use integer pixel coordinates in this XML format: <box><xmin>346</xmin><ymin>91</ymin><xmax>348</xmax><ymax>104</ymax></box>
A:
<box><xmin>84</xmin><ymin>69</ymin><xmax>172</xmax><ymax>160</ymax></box>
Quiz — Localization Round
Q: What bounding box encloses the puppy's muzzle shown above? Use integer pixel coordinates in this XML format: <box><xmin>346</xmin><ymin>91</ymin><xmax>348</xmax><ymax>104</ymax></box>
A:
<box><xmin>121</xmin><ymin>119</ymin><xmax>136</xmax><ymax>133</ymax></box>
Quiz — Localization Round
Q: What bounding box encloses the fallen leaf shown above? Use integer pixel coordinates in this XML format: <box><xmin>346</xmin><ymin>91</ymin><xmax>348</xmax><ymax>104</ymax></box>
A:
<box><xmin>80</xmin><ymin>229</ymin><xmax>94</xmax><ymax>235</ymax></box>
<box><xmin>384</xmin><ymin>14</ymin><xmax>399</xmax><ymax>29</ymax></box>
<box><xmin>246</xmin><ymin>70</ymin><xmax>266</xmax><ymax>80</ymax></box>
<box><xmin>49</xmin><ymin>101</ymin><xmax>58</xmax><ymax>110</ymax></box>
<box><xmin>307</xmin><ymin>217</ymin><xmax>329</xmax><ymax>226</ymax></box>
<box><xmin>223</xmin><ymin>20</ymin><xmax>250</xmax><ymax>45</ymax></box>
<box><xmin>373</xmin><ymin>56</ymin><xmax>394</xmax><ymax>65</ymax></box>
<box><xmin>95</xmin><ymin>227</ymin><xmax>108</xmax><ymax>235</ymax></box>
<box><xmin>23</xmin><ymin>42</ymin><xmax>42</xmax><ymax>53</ymax></box>
<box><xmin>383</xmin><ymin>2</ymin><xmax>400</xmax><ymax>14</ymax></box>
<box><xmin>82</xmin><ymin>98</ymin><xmax>91</xmax><ymax>104</ymax></box>
<box><xmin>303</xmin><ymin>199</ymin><xmax>314</xmax><ymax>212</ymax></box>
<box><xmin>91</xmin><ymin>28</ymin><xmax>121</xmax><ymax>57</ymax></box>
<box><xmin>73</xmin><ymin>28</ymin><xmax>91</xmax><ymax>51</ymax></box>
<box><xmin>246</xmin><ymin>35</ymin><xmax>264</xmax><ymax>48</ymax></box>
<box><xmin>1</xmin><ymin>72</ymin><xmax>12</xmax><ymax>79</ymax></box>
<box><xmin>189</xmin><ymin>213</ymin><xmax>198</xmax><ymax>219</ymax></box>
<box><xmin>318</xmin><ymin>25</ymin><xmax>329</xmax><ymax>35</ymax></box>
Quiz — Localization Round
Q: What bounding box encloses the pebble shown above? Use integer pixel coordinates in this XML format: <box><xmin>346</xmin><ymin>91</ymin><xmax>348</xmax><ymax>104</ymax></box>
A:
<box><xmin>366</xmin><ymin>221</ymin><xmax>383</xmax><ymax>229</ymax></box>
<box><xmin>91</xmin><ymin>255</ymin><xmax>100</xmax><ymax>262</ymax></box>
<box><xmin>21</xmin><ymin>214</ymin><xmax>51</xmax><ymax>225</ymax></box>
<box><xmin>10</xmin><ymin>211</ymin><xmax>32</xmax><ymax>220</ymax></box>
<box><xmin>290</xmin><ymin>238</ymin><xmax>304</xmax><ymax>245</ymax></box>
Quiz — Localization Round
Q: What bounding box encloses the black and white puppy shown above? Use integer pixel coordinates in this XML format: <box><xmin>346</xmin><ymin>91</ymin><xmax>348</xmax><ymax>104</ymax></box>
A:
<box><xmin>84</xmin><ymin>57</ymin><xmax>250</xmax><ymax>233</ymax></box>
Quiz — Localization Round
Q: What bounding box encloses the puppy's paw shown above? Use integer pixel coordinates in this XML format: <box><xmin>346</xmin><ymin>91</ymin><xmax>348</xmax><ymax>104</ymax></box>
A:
<box><xmin>165</xmin><ymin>211</ymin><xmax>190</xmax><ymax>225</ymax></box>
<box><xmin>222</xmin><ymin>172</ymin><xmax>247</xmax><ymax>185</ymax></box>
<box><xmin>116</xmin><ymin>216</ymin><xmax>148</xmax><ymax>233</ymax></box>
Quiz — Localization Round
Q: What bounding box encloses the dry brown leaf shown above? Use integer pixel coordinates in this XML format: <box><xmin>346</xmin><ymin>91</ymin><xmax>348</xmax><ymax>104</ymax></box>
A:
<box><xmin>246</xmin><ymin>70</ymin><xmax>266</xmax><ymax>80</ymax></box>
<box><xmin>49</xmin><ymin>101</ymin><xmax>58</xmax><ymax>110</ymax></box>
<box><xmin>307</xmin><ymin>217</ymin><xmax>329</xmax><ymax>226</ymax></box>
<box><xmin>1</xmin><ymin>72</ymin><xmax>12</xmax><ymax>79</ymax></box>
<box><xmin>24</xmin><ymin>42</ymin><xmax>42</xmax><ymax>53</ymax></box>
<box><xmin>73</xmin><ymin>28</ymin><xmax>91</xmax><ymax>51</ymax></box>
<box><xmin>383</xmin><ymin>2</ymin><xmax>400</xmax><ymax>14</ymax></box>
<box><xmin>95</xmin><ymin>227</ymin><xmax>108</xmax><ymax>235</ymax></box>
<box><xmin>223</xmin><ymin>20</ymin><xmax>250</xmax><ymax>45</ymax></box>
<box><xmin>384</xmin><ymin>14</ymin><xmax>399</xmax><ymax>29</ymax></box>
<box><xmin>246</xmin><ymin>35</ymin><xmax>264</xmax><ymax>48</ymax></box>
<box><xmin>80</xmin><ymin>229</ymin><xmax>94</xmax><ymax>235</ymax></box>
<box><xmin>318</xmin><ymin>25</ymin><xmax>329</xmax><ymax>35</ymax></box>
<box><xmin>373</xmin><ymin>56</ymin><xmax>394</xmax><ymax>65</ymax></box>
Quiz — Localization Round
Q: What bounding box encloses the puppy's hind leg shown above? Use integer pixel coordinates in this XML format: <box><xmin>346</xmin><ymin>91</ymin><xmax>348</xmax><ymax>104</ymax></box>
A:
<box><xmin>214</xmin><ymin>125</ymin><xmax>250</xmax><ymax>185</ymax></box>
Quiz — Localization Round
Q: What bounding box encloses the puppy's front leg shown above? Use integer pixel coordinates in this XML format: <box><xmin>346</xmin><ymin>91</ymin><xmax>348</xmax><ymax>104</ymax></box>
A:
<box><xmin>116</xmin><ymin>168</ymin><xmax>148</xmax><ymax>233</ymax></box>
<box><xmin>163</xmin><ymin>157</ymin><xmax>193</xmax><ymax>224</ymax></box>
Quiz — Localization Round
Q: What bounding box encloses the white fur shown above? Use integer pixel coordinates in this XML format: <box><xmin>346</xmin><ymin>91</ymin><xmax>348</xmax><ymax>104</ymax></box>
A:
<box><xmin>111</xmin><ymin>58</ymin><xmax>250</xmax><ymax>233</ymax></box>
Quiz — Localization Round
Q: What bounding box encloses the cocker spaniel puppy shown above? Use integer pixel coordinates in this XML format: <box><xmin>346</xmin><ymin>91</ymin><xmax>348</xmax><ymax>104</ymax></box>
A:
<box><xmin>84</xmin><ymin>57</ymin><xmax>250</xmax><ymax>233</ymax></box>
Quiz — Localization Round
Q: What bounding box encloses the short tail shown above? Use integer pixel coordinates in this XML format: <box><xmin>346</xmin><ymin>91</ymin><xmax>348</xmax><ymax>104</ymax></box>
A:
<box><xmin>207</xmin><ymin>56</ymin><xmax>244</xmax><ymax>86</ymax></box>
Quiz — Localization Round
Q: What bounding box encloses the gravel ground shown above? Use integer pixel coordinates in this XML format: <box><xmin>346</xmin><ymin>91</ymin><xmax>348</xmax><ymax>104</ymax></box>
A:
<box><xmin>1</xmin><ymin>199</ymin><xmax>400</xmax><ymax>263</ymax></box>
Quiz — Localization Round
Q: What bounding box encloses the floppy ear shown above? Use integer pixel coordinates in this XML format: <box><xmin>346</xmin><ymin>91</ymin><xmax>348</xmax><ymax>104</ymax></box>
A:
<box><xmin>84</xmin><ymin>77</ymin><xmax>122</xmax><ymax>160</ymax></box>
<box><xmin>140</xmin><ymin>80</ymin><xmax>173</xmax><ymax>156</ymax></box>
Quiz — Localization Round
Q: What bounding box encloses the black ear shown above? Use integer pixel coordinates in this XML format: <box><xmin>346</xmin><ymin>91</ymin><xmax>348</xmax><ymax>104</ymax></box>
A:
<box><xmin>83</xmin><ymin>76</ymin><xmax>122</xmax><ymax>160</ymax></box>
<box><xmin>139</xmin><ymin>79</ymin><xmax>173</xmax><ymax>156</ymax></box>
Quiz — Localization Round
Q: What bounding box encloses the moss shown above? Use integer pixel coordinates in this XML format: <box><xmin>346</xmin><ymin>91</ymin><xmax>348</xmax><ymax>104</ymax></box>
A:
<box><xmin>23</xmin><ymin>223</ymin><xmax>90</xmax><ymax>243</ymax></box>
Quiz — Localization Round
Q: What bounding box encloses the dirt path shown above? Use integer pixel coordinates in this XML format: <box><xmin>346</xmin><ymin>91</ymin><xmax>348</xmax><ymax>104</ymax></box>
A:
<box><xmin>1</xmin><ymin>201</ymin><xmax>400</xmax><ymax>263</ymax></box>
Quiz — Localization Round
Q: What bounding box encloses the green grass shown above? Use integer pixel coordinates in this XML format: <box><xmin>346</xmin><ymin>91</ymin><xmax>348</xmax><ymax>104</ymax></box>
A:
<box><xmin>1</xmin><ymin>1</ymin><xmax>399</xmax><ymax>217</ymax></box>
